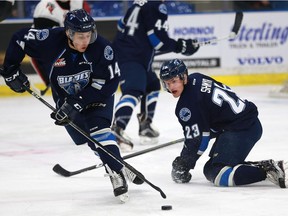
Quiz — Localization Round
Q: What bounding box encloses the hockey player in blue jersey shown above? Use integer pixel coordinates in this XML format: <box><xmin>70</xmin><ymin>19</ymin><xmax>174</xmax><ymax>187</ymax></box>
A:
<box><xmin>0</xmin><ymin>9</ymin><xmax>143</xmax><ymax>201</ymax></box>
<box><xmin>159</xmin><ymin>58</ymin><xmax>287</xmax><ymax>188</ymax></box>
<box><xmin>112</xmin><ymin>0</ymin><xmax>200</xmax><ymax>151</ymax></box>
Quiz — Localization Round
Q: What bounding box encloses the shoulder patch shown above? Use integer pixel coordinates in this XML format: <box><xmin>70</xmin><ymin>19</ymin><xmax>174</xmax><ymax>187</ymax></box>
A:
<box><xmin>179</xmin><ymin>107</ymin><xmax>191</xmax><ymax>122</ymax></box>
<box><xmin>158</xmin><ymin>3</ymin><xmax>167</xmax><ymax>15</ymax></box>
<box><xmin>36</xmin><ymin>29</ymin><xmax>49</xmax><ymax>41</ymax></box>
<box><xmin>104</xmin><ymin>45</ymin><xmax>114</xmax><ymax>60</ymax></box>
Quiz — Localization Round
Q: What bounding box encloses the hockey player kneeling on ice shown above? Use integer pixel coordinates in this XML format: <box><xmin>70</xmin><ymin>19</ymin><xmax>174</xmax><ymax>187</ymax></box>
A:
<box><xmin>159</xmin><ymin>59</ymin><xmax>287</xmax><ymax>188</ymax></box>
<box><xmin>0</xmin><ymin>9</ymin><xmax>144</xmax><ymax>201</ymax></box>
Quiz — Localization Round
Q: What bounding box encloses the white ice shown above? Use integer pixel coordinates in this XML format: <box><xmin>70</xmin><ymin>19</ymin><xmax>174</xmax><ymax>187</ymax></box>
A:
<box><xmin>0</xmin><ymin>85</ymin><xmax>288</xmax><ymax>216</ymax></box>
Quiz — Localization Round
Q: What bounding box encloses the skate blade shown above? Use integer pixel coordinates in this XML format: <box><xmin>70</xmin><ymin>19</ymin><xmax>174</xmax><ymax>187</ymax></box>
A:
<box><xmin>119</xmin><ymin>192</ymin><xmax>129</xmax><ymax>203</ymax></box>
<box><xmin>119</xmin><ymin>142</ymin><xmax>133</xmax><ymax>152</ymax></box>
<box><xmin>269</xmin><ymin>89</ymin><xmax>288</xmax><ymax>98</ymax></box>
<box><xmin>139</xmin><ymin>136</ymin><xmax>159</xmax><ymax>145</ymax></box>
<box><xmin>279</xmin><ymin>161</ymin><xmax>288</xmax><ymax>188</ymax></box>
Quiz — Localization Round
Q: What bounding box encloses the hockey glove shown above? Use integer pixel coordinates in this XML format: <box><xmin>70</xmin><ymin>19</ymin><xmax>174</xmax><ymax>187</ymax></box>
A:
<box><xmin>171</xmin><ymin>156</ymin><xmax>192</xmax><ymax>183</ymax></box>
<box><xmin>176</xmin><ymin>38</ymin><xmax>199</xmax><ymax>56</ymax></box>
<box><xmin>54</xmin><ymin>96</ymin><xmax>84</xmax><ymax>124</ymax></box>
<box><xmin>0</xmin><ymin>65</ymin><xmax>30</xmax><ymax>93</ymax></box>
<box><xmin>50</xmin><ymin>112</ymin><xmax>69</xmax><ymax>126</ymax></box>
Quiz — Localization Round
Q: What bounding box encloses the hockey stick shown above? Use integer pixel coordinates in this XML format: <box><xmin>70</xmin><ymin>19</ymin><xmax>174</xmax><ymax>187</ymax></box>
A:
<box><xmin>154</xmin><ymin>12</ymin><xmax>244</xmax><ymax>57</ymax></box>
<box><xmin>194</xmin><ymin>11</ymin><xmax>243</xmax><ymax>47</ymax></box>
<box><xmin>23</xmin><ymin>86</ymin><xmax>167</xmax><ymax>199</ymax></box>
<box><xmin>53</xmin><ymin>138</ymin><xmax>185</xmax><ymax>177</ymax></box>
<box><xmin>40</xmin><ymin>85</ymin><xmax>50</xmax><ymax>96</ymax></box>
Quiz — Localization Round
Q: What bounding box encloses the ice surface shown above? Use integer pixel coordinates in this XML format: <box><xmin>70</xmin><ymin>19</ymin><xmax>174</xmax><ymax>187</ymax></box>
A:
<box><xmin>0</xmin><ymin>85</ymin><xmax>287</xmax><ymax>216</ymax></box>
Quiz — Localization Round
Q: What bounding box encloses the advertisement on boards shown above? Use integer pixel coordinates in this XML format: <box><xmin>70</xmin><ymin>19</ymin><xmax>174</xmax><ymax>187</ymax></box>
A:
<box><xmin>154</xmin><ymin>11</ymin><xmax>288</xmax><ymax>77</ymax></box>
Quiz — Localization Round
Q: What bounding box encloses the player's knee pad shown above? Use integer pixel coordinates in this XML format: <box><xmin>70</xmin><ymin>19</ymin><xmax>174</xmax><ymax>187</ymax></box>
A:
<box><xmin>115</xmin><ymin>94</ymin><xmax>140</xmax><ymax>112</ymax></box>
<box><xmin>213</xmin><ymin>165</ymin><xmax>242</xmax><ymax>187</ymax></box>
<box><xmin>89</xmin><ymin>128</ymin><xmax>123</xmax><ymax>172</ymax></box>
<box><xmin>203</xmin><ymin>161</ymin><xmax>230</xmax><ymax>186</ymax></box>
<box><xmin>146</xmin><ymin>90</ymin><xmax>160</xmax><ymax>107</ymax></box>
<box><xmin>88</xmin><ymin>128</ymin><xmax>118</xmax><ymax>151</ymax></box>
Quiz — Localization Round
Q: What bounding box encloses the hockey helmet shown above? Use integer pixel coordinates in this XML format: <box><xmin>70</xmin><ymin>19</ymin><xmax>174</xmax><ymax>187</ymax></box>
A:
<box><xmin>64</xmin><ymin>9</ymin><xmax>97</xmax><ymax>44</ymax></box>
<box><xmin>160</xmin><ymin>59</ymin><xmax>188</xmax><ymax>81</ymax></box>
<box><xmin>159</xmin><ymin>59</ymin><xmax>188</xmax><ymax>91</ymax></box>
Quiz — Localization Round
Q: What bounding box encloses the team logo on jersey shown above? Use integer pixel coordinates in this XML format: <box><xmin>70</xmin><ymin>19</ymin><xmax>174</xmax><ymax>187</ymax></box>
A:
<box><xmin>104</xmin><ymin>46</ymin><xmax>113</xmax><ymax>60</ymax></box>
<box><xmin>46</xmin><ymin>2</ymin><xmax>55</xmax><ymax>14</ymax></box>
<box><xmin>57</xmin><ymin>70</ymin><xmax>91</xmax><ymax>95</ymax></box>
<box><xmin>159</xmin><ymin>4</ymin><xmax>167</xmax><ymax>15</ymax></box>
<box><xmin>54</xmin><ymin>58</ymin><xmax>66</xmax><ymax>67</ymax></box>
<box><xmin>179</xmin><ymin>107</ymin><xmax>191</xmax><ymax>122</ymax></box>
<box><xmin>36</xmin><ymin>29</ymin><xmax>49</xmax><ymax>41</ymax></box>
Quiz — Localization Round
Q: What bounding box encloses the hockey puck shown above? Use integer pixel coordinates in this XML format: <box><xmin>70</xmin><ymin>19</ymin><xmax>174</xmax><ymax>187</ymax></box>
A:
<box><xmin>161</xmin><ymin>205</ymin><xmax>172</xmax><ymax>210</ymax></box>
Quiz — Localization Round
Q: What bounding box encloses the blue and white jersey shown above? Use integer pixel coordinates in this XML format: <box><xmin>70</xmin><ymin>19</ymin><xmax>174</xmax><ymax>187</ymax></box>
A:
<box><xmin>3</xmin><ymin>27</ymin><xmax>120</xmax><ymax>108</ymax></box>
<box><xmin>176</xmin><ymin>73</ymin><xmax>259</xmax><ymax>167</ymax></box>
<box><xmin>113</xmin><ymin>1</ymin><xmax>178</xmax><ymax>71</ymax></box>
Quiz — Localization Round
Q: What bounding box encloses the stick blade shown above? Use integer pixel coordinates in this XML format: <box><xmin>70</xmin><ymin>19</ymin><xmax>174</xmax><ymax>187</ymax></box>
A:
<box><xmin>232</xmin><ymin>11</ymin><xmax>243</xmax><ymax>35</ymax></box>
<box><xmin>53</xmin><ymin>164</ymin><xmax>71</xmax><ymax>177</ymax></box>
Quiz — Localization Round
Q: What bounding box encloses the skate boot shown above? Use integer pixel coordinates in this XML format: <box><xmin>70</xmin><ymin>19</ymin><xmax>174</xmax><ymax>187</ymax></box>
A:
<box><xmin>259</xmin><ymin>159</ymin><xmax>287</xmax><ymax>188</ymax></box>
<box><xmin>137</xmin><ymin>113</ymin><xmax>159</xmax><ymax>145</ymax></box>
<box><xmin>112</xmin><ymin>124</ymin><xmax>134</xmax><ymax>152</ymax></box>
<box><xmin>269</xmin><ymin>80</ymin><xmax>288</xmax><ymax>98</ymax></box>
<box><xmin>123</xmin><ymin>167</ymin><xmax>144</xmax><ymax>185</ymax></box>
<box><xmin>105</xmin><ymin>165</ymin><xmax>129</xmax><ymax>203</ymax></box>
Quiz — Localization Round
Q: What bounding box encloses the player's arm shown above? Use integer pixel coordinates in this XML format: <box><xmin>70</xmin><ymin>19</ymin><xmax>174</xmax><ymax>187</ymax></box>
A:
<box><xmin>3</xmin><ymin>28</ymin><xmax>49</xmax><ymax>67</ymax></box>
<box><xmin>172</xmin><ymin>126</ymin><xmax>210</xmax><ymax>183</ymax></box>
<box><xmin>0</xmin><ymin>28</ymin><xmax>47</xmax><ymax>93</ymax></box>
<box><xmin>144</xmin><ymin>4</ymin><xmax>199</xmax><ymax>56</ymax></box>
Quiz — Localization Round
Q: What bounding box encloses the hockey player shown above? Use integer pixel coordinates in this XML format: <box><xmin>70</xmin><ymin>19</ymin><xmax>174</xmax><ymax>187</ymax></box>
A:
<box><xmin>0</xmin><ymin>9</ymin><xmax>143</xmax><ymax>201</ymax></box>
<box><xmin>112</xmin><ymin>0</ymin><xmax>199</xmax><ymax>151</ymax></box>
<box><xmin>33</xmin><ymin>0</ymin><xmax>90</xmax><ymax>29</ymax></box>
<box><xmin>31</xmin><ymin>0</ymin><xmax>91</xmax><ymax>93</ymax></box>
<box><xmin>159</xmin><ymin>58</ymin><xmax>287</xmax><ymax>188</ymax></box>
<box><xmin>0</xmin><ymin>0</ymin><xmax>15</xmax><ymax>22</ymax></box>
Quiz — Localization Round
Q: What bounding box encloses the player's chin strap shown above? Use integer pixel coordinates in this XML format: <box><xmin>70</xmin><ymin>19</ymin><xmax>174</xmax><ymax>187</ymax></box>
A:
<box><xmin>22</xmin><ymin>85</ymin><xmax>167</xmax><ymax>199</ymax></box>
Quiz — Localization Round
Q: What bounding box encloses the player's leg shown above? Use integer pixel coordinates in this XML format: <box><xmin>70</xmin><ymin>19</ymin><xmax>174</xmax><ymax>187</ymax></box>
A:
<box><xmin>203</xmin><ymin>118</ymin><xmax>268</xmax><ymax>186</ymax></box>
<box><xmin>64</xmin><ymin>96</ymin><xmax>143</xmax><ymax>199</ymax></box>
<box><xmin>113</xmin><ymin>62</ymin><xmax>147</xmax><ymax>150</ymax></box>
<box><xmin>138</xmin><ymin>71</ymin><xmax>160</xmax><ymax>144</ymax></box>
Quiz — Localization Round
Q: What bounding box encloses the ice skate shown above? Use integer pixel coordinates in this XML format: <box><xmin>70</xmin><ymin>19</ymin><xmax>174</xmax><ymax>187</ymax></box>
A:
<box><xmin>259</xmin><ymin>159</ymin><xmax>287</xmax><ymax>188</ymax></box>
<box><xmin>269</xmin><ymin>81</ymin><xmax>288</xmax><ymax>98</ymax></box>
<box><xmin>137</xmin><ymin>113</ymin><xmax>159</xmax><ymax>145</ymax></box>
<box><xmin>123</xmin><ymin>167</ymin><xmax>144</xmax><ymax>185</ymax></box>
<box><xmin>105</xmin><ymin>166</ymin><xmax>129</xmax><ymax>203</ymax></box>
<box><xmin>112</xmin><ymin>124</ymin><xmax>134</xmax><ymax>152</ymax></box>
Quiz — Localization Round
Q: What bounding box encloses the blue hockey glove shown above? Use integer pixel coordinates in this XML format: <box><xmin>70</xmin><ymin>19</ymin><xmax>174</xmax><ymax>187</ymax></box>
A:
<box><xmin>54</xmin><ymin>97</ymin><xmax>84</xmax><ymax>123</ymax></box>
<box><xmin>176</xmin><ymin>38</ymin><xmax>199</xmax><ymax>56</ymax></box>
<box><xmin>171</xmin><ymin>156</ymin><xmax>192</xmax><ymax>183</ymax></box>
<box><xmin>0</xmin><ymin>65</ymin><xmax>30</xmax><ymax>93</ymax></box>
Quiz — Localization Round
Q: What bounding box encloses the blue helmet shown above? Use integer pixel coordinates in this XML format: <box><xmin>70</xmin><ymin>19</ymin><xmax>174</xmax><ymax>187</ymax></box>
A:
<box><xmin>64</xmin><ymin>9</ymin><xmax>97</xmax><ymax>44</ymax></box>
<box><xmin>159</xmin><ymin>59</ymin><xmax>188</xmax><ymax>91</ymax></box>
<box><xmin>160</xmin><ymin>59</ymin><xmax>188</xmax><ymax>81</ymax></box>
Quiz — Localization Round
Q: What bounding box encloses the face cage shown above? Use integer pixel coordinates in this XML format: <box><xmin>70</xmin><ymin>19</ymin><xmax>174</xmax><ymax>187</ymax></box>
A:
<box><xmin>67</xmin><ymin>28</ymin><xmax>97</xmax><ymax>44</ymax></box>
